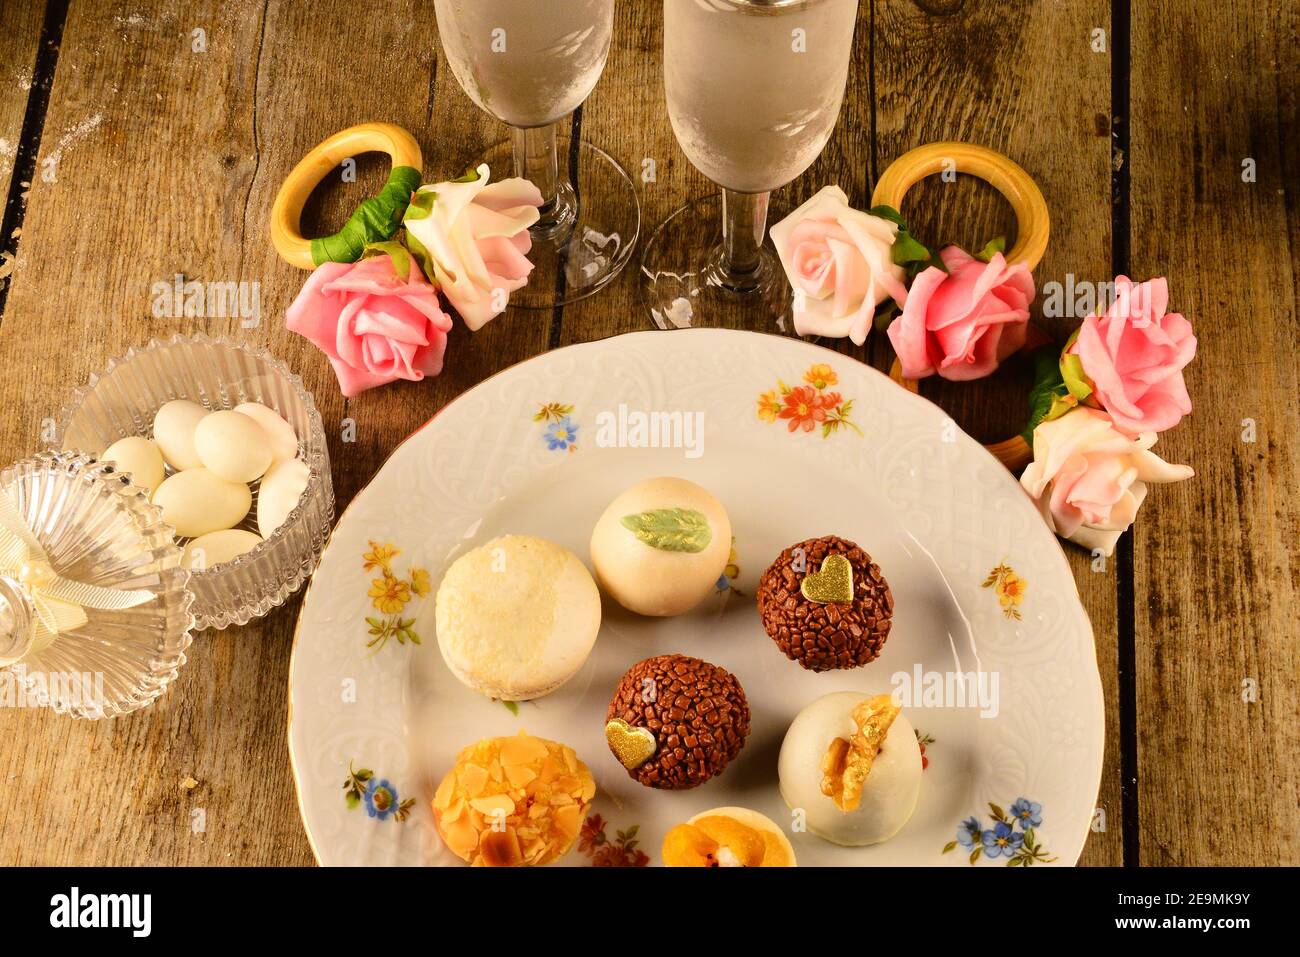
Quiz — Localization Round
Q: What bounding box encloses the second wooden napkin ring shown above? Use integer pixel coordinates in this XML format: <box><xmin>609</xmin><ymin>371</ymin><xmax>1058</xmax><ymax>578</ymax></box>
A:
<box><xmin>872</xmin><ymin>142</ymin><xmax>1051</xmax><ymax>472</ymax></box>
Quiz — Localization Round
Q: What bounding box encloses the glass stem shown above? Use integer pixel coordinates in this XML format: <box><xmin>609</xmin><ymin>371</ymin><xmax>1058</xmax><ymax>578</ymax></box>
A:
<box><xmin>512</xmin><ymin>123</ymin><xmax>561</xmax><ymax>225</ymax></box>
<box><xmin>719</xmin><ymin>188</ymin><xmax>770</xmax><ymax>279</ymax></box>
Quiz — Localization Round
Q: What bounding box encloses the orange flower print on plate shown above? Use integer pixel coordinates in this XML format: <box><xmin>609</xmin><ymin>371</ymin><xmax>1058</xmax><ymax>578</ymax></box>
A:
<box><xmin>758</xmin><ymin>363</ymin><xmax>861</xmax><ymax>438</ymax></box>
<box><xmin>982</xmin><ymin>562</ymin><xmax>1026</xmax><ymax>620</ymax></box>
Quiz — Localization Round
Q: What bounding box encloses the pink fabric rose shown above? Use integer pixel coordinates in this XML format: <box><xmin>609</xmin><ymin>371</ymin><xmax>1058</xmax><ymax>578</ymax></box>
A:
<box><xmin>886</xmin><ymin>246</ymin><xmax>1035</xmax><ymax>381</ymax></box>
<box><xmin>771</xmin><ymin>185</ymin><xmax>907</xmax><ymax>345</ymax></box>
<box><xmin>1020</xmin><ymin>407</ymin><xmax>1193</xmax><ymax>556</ymax></box>
<box><xmin>286</xmin><ymin>252</ymin><xmax>453</xmax><ymax>398</ymax></box>
<box><xmin>1068</xmin><ymin>276</ymin><xmax>1196</xmax><ymax>434</ymax></box>
<box><xmin>403</xmin><ymin>164</ymin><xmax>543</xmax><ymax>331</ymax></box>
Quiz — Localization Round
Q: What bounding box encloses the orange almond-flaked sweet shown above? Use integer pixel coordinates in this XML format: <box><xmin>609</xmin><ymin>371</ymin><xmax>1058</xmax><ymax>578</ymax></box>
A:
<box><xmin>432</xmin><ymin>731</ymin><xmax>595</xmax><ymax>867</ymax></box>
<box><xmin>661</xmin><ymin>807</ymin><xmax>797</xmax><ymax>867</ymax></box>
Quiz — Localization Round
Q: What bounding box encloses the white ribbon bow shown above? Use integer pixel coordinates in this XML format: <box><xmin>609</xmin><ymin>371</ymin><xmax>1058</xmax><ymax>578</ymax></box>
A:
<box><xmin>0</xmin><ymin>490</ymin><xmax>156</xmax><ymax>663</ymax></box>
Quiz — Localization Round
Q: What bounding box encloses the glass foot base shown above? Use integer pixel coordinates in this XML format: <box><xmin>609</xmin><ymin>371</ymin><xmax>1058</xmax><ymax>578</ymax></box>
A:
<box><xmin>467</xmin><ymin>138</ymin><xmax>640</xmax><ymax>309</ymax></box>
<box><xmin>640</xmin><ymin>192</ymin><xmax>792</xmax><ymax>331</ymax></box>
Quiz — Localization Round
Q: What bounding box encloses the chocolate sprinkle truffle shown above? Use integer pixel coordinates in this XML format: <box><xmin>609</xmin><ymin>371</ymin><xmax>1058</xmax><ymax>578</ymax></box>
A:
<box><xmin>756</xmin><ymin>535</ymin><xmax>894</xmax><ymax>672</ymax></box>
<box><xmin>605</xmin><ymin>654</ymin><xmax>750</xmax><ymax>789</ymax></box>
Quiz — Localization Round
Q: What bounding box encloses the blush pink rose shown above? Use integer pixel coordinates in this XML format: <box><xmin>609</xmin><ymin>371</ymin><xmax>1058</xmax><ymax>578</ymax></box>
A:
<box><xmin>1068</xmin><ymin>275</ymin><xmax>1196</xmax><ymax>434</ymax></box>
<box><xmin>286</xmin><ymin>253</ymin><xmax>453</xmax><ymax>398</ymax></box>
<box><xmin>403</xmin><ymin>164</ymin><xmax>543</xmax><ymax>331</ymax></box>
<box><xmin>886</xmin><ymin>246</ymin><xmax>1035</xmax><ymax>381</ymax></box>
<box><xmin>771</xmin><ymin>185</ymin><xmax>907</xmax><ymax>345</ymax></box>
<box><xmin>1020</xmin><ymin>407</ymin><xmax>1193</xmax><ymax>556</ymax></box>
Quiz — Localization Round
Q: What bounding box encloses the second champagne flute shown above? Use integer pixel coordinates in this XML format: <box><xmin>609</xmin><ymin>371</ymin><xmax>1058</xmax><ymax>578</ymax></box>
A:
<box><xmin>643</xmin><ymin>0</ymin><xmax>860</xmax><ymax>329</ymax></box>
<box><xmin>434</xmin><ymin>0</ymin><xmax>640</xmax><ymax>307</ymax></box>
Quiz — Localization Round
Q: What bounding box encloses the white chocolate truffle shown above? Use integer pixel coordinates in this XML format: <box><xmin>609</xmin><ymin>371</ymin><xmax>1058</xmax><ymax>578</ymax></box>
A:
<box><xmin>194</xmin><ymin>410</ymin><xmax>273</xmax><ymax>483</ymax></box>
<box><xmin>435</xmin><ymin>535</ymin><xmax>601</xmax><ymax>701</ymax></box>
<box><xmin>152</xmin><ymin>399</ymin><xmax>209</xmax><ymax>470</ymax></box>
<box><xmin>778</xmin><ymin>691</ymin><xmax>922</xmax><ymax>846</ymax></box>
<box><xmin>257</xmin><ymin>458</ymin><xmax>310</xmax><ymax>538</ymax></box>
<box><xmin>102</xmin><ymin>436</ymin><xmax>165</xmax><ymax>496</ymax></box>
<box><xmin>589</xmin><ymin>477</ymin><xmax>731</xmax><ymax>617</ymax></box>
<box><xmin>152</xmin><ymin>468</ymin><xmax>252</xmax><ymax>539</ymax></box>
<box><xmin>234</xmin><ymin>402</ymin><xmax>299</xmax><ymax>465</ymax></box>
<box><xmin>182</xmin><ymin>529</ymin><xmax>263</xmax><ymax>571</ymax></box>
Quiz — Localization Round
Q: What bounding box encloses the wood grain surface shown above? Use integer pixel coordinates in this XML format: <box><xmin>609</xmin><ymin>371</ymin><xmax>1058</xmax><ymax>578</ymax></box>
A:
<box><xmin>0</xmin><ymin>0</ymin><xmax>1293</xmax><ymax>867</ymax></box>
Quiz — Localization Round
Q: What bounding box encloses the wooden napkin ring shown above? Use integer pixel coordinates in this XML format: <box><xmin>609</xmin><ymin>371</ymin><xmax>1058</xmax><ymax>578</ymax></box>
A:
<box><xmin>872</xmin><ymin>142</ymin><xmax>1051</xmax><ymax>472</ymax></box>
<box><xmin>271</xmin><ymin>122</ymin><xmax>423</xmax><ymax>270</ymax></box>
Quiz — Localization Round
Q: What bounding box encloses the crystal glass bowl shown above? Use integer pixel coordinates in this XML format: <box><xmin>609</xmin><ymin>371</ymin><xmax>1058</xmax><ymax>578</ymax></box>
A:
<box><xmin>0</xmin><ymin>451</ymin><xmax>193</xmax><ymax>717</ymax></box>
<box><xmin>56</xmin><ymin>334</ymin><xmax>335</xmax><ymax>630</ymax></box>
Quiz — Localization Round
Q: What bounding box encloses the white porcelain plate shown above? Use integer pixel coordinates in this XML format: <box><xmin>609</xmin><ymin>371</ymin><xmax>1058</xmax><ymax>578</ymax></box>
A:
<box><xmin>288</xmin><ymin>328</ymin><xmax>1102</xmax><ymax>867</ymax></box>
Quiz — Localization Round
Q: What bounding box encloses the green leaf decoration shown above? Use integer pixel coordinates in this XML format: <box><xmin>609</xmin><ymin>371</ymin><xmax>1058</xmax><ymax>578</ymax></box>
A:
<box><xmin>501</xmin><ymin>700</ymin><xmax>519</xmax><ymax>716</ymax></box>
<box><xmin>891</xmin><ymin>229</ymin><xmax>931</xmax><ymax>267</ymax></box>
<box><xmin>309</xmin><ymin>165</ymin><xmax>421</xmax><ymax>266</ymax></box>
<box><xmin>942</xmin><ymin>840</ymin><xmax>958</xmax><ymax>854</ymax></box>
<box><xmin>620</xmin><ymin>508</ymin><xmax>712</xmax><ymax>553</ymax></box>
<box><xmin>867</xmin><ymin>204</ymin><xmax>906</xmax><ymax>226</ymax></box>
<box><xmin>360</xmin><ymin>240</ymin><xmax>411</xmax><ymax>281</ymax></box>
<box><xmin>868</xmin><ymin>204</ymin><xmax>933</xmax><ymax>277</ymax></box>
<box><xmin>873</xmin><ymin>297</ymin><xmax>900</xmax><ymax>332</ymax></box>
<box><xmin>1058</xmin><ymin>329</ymin><xmax>1094</xmax><ymax>401</ymax></box>
<box><xmin>405</xmin><ymin>230</ymin><xmax>438</xmax><ymax>285</ymax></box>
<box><xmin>345</xmin><ymin>792</ymin><xmax>360</xmax><ymax>810</ymax></box>
<box><xmin>1021</xmin><ymin>343</ymin><xmax>1073</xmax><ymax>445</ymax></box>
<box><xmin>402</xmin><ymin>188</ymin><xmax>437</xmax><ymax>222</ymax></box>
<box><xmin>969</xmin><ymin>847</ymin><xmax>982</xmax><ymax>865</ymax></box>
<box><xmin>975</xmin><ymin>236</ymin><xmax>1007</xmax><ymax>262</ymax></box>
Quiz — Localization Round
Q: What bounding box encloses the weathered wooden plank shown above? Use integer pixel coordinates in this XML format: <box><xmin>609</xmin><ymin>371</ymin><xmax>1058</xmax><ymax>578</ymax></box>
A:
<box><xmin>1130</xmin><ymin>0</ymin><xmax>1299</xmax><ymax>865</ymax></box>
<box><xmin>0</xmin><ymin>0</ymin><xmax>45</xmax><ymax>302</ymax></box>
<box><xmin>872</xmin><ymin>0</ymin><xmax>1123</xmax><ymax>865</ymax></box>
<box><xmin>0</xmin><ymin>0</ymin><xmax>554</xmax><ymax>865</ymax></box>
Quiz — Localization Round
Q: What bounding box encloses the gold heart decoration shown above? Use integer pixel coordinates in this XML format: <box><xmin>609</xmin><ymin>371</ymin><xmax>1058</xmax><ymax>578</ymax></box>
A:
<box><xmin>605</xmin><ymin>718</ymin><xmax>657</xmax><ymax>770</ymax></box>
<box><xmin>800</xmin><ymin>554</ymin><xmax>854</xmax><ymax>604</ymax></box>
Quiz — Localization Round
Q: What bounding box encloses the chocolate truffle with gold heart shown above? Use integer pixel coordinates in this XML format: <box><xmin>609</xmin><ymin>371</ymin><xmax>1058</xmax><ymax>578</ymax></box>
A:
<box><xmin>590</xmin><ymin>477</ymin><xmax>731</xmax><ymax>616</ymax></box>
<box><xmin>605</xmin><ymin>654</ymin><xmax>750</xmax><ymax>789</ymax></box>
<box><xmin>756</xmin><ymin>535</ymin><xmax>893</xmax><ymax>671</ymax></box>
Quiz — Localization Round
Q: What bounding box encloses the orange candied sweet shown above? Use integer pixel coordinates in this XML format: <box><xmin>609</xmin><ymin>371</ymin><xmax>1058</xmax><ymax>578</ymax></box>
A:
<box><xmin>431</xmin><ymin>731</ymin><xmax>596</xmax><ymax>867</ymax></box>
<box><xmin>662</xmin><ymin>807</ymin><xmax>796</xmax><ymax>867</ymax></box>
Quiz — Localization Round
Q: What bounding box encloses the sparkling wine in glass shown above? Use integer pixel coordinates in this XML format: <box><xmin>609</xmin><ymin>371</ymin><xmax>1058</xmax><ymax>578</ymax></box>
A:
<box><xmin>644</xmin><ymin>0</ymin><xmax>860</xmax><ymax>329</ymax></box>
<box><xmin>434</xmin><ymin>0</ymin><xmax>640</xmax><ymax>307</ymax></box>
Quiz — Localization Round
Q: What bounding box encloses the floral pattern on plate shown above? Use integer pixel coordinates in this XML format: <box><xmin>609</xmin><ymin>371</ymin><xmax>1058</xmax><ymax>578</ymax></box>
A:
<box><xmin>757</xmin><ymin>363</ymin><xmax>861</xmax><ymax>438</ymax></box>
<box><xmin>363</xmin><ymin>541</ymin><xmax>430</xmax><ymax>650</ymax></box>
<box><xmin>535</xmin><ymin>402</ymin><xmax>578</xmax><ymax>452</ymax></box>
<box><xmin>982</xmin><ymin>561</ymin><xmax>1026</xmax><ymax>620</ymax></box>
<box><xmin>343</xmin><ymin>760</ymin><xmax>416</xmax><ymax>823</ymax></box>
<box><xmin>577</xmin><ymin>814</ymin><xmax>650</xmax><ymax>867</ymax></box>
<box><xmin>943</xmin><ymin>798</ymin><xmax>1056</xmax><ymax>866</ymax></box>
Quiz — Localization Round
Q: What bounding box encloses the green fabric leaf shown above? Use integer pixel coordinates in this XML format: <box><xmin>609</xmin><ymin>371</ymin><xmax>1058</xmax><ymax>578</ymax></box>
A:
<box><xmin>403</xmin><ymin>188</ymin><xmax>437</xmax><ymax>222</ymax></box>
<box><xmin>891</xmin><ymin>230</ymin><xmax>931</xmax><ymax>267</ymax></box>
<box><xmin>310</xmin><ymin>165</ymin><xmax>421</xmax><ymax>266</ymax></box>
<box><xmin>975</xmin><ymin>236</ymin><xmax>1007</xmax><ymax>262</ymax></box>
<box><xmin>873</xmin><ymin>297</ymin><xmax>900</xmax><ymax>332</ymax></box>
<box><xmin>620</xmin><ymin>508</ymin><xmax>712</xmax><ymax>553</ymax></box>
<box><xmin>1021</xmin><ymin>343</ymin><xmax>1073</xmax><ymax>445</ymax></box>
<box><xmin>360</xmin><ymin>240</ymin><xmax>412</xmax><ymax>281</ymax></box>
<box><xmin>867</xmin><ymin>204</ymin><xmax>905</xmax><ymax>226</ymax></box>
<box><xmin>1058</xmin><ymin>328</ymin><xmax>1094</xmax><ymax>401</ymax></box>
<box><xmin>405</xmin><ymin>230</ymin><xmax>437</xmax><ymax>285</ymax></box>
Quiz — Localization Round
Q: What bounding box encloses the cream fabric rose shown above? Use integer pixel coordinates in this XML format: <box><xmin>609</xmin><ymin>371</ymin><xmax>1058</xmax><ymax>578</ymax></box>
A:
<box><xmin>1020</xmin><ymin>408</ymin><xmax>1193</xmax><ymax>556</ymax></box>
<box><xmin>403</xmin><ymin>164</ymin><xmax>543</xmax><ymax>331</ymax></box>
<box><xmin>771</xmin><ymin>186</ymin><xmax>907</xmax><ymax>345</ymax></box>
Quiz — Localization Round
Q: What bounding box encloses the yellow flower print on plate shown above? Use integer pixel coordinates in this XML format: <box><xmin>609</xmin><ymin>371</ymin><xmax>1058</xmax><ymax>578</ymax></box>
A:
<box><xmin>362</xmin><ymin>540</ymin><xmax>430</xmax><ymax>649</ymax></box>
<box><xmin>982</xmin><ymin>562</ymin><xmax>1026</xmax><ymax>620</ymax></box>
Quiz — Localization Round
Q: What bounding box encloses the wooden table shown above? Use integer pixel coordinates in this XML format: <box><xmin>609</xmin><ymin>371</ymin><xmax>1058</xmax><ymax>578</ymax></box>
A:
<box><xmin>0</xmin><ymin>0</ymin><xmax>1294</xmax><ymax>867</ymax></box>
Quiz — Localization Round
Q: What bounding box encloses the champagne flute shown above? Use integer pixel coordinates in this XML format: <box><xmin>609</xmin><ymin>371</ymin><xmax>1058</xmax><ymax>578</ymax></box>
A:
<box><xmin>643</xmin><ymin>0</ymin><xmax>859</xmax><ymax>329</ymax></box>
<box><xmin>434</xmin><ymin>0</ymin><xmax>640</xmax><ymax>307</ymax></box>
